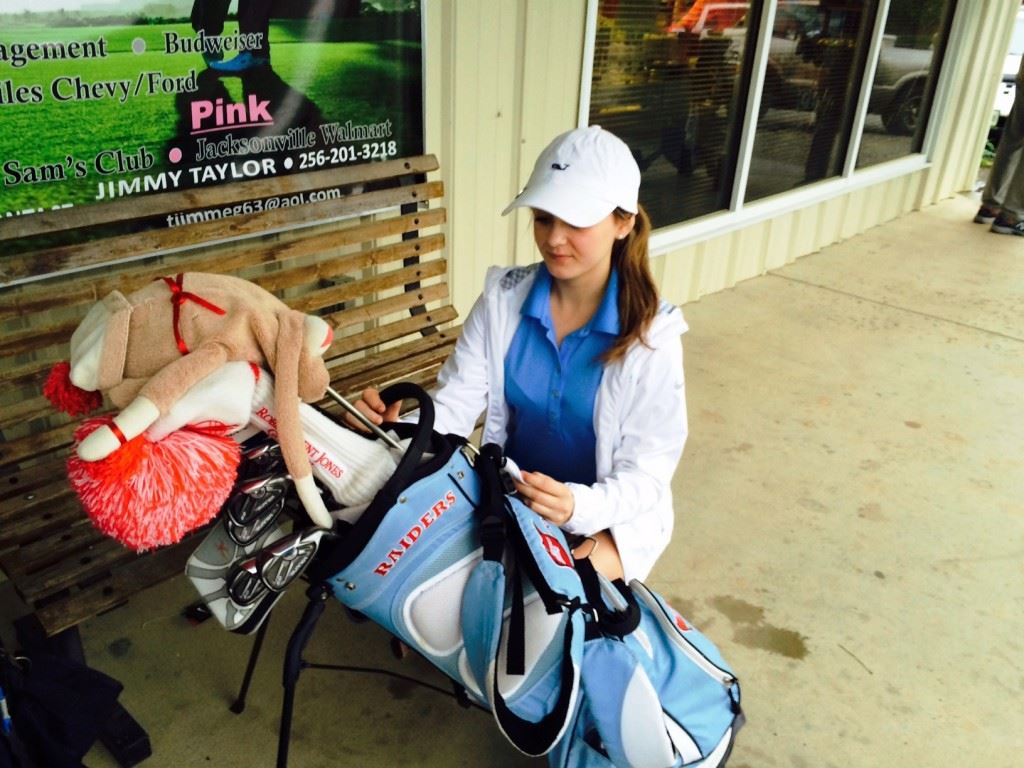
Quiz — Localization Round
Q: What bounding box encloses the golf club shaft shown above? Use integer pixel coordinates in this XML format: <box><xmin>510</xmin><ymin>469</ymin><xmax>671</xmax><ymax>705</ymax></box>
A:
<box><xmin>325</xmin><ymin>386</ymin><xmax>403</xmax><ymax>450</ymax></box>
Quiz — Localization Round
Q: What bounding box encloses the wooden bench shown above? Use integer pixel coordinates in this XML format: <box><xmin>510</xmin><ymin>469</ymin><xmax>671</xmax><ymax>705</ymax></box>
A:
<box><xmin>0</xmin><ymin>155</ymin><xmax>458</xmax><ymax>761</ymax></box>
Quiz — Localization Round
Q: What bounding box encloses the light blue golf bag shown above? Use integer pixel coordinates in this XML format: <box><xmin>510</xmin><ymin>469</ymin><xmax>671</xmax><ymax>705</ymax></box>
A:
<box><xmin>307</xmin><ymin>384</ymin><xmax>743</xmax><ymax>765</ymax></box>
<box><xmin>462</xmin><ymin>445</ymin><xmax>743</xmax><ymax>767</ymax></box>
<box><xmin>546</xmin><ymin>559</ymin><xmax>743</xmax><ymax>767</ymax></box>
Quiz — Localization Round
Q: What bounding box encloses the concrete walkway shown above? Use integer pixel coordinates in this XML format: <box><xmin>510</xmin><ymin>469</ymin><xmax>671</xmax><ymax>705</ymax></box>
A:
<box><xmin>664</xmin><ymin>193</ymin><xmax>1023</xmax><ymax>767</ymax></box>
<box><xmin>4</xmin><ymin>193</ymin><xmax>1020</xmax><ymax>767</ymax></box>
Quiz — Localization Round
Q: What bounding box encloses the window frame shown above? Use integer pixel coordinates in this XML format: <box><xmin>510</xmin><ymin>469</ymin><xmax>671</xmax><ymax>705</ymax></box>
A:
<box><xmin>578</xmin><ymin>0</ymin><xmax>965</xmax><ymax>256</ymax></box>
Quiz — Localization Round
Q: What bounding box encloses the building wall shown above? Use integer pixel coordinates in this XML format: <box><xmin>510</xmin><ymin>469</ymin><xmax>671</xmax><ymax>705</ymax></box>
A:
<box><xmin>424</xmin><ymin>0</ymin><xmax>1018</xmax><ymax>315</ymax></box>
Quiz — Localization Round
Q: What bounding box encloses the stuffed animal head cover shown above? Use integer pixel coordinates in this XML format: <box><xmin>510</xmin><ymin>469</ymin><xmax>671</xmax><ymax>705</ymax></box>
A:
<box><xmin>67</xmin><ymin>274</ymin><xmax>332</xmax><ymax>408</ymax></box>
<box><xmin>58</xmin><ymin>272</ymin><xmax>335</xmax><ymax>529</ymax></box>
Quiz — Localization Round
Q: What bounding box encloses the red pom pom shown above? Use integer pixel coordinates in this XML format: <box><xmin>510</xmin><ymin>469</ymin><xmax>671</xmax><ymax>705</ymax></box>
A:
<box><xmin>68</xmin><ymin>418</ymin><xmax>241</xmax><ymax>552</ymax></box>
<box><xmin>44</xmin><ymin>361</ymin><xmax>102</xmax><ymax>417</ymax></box>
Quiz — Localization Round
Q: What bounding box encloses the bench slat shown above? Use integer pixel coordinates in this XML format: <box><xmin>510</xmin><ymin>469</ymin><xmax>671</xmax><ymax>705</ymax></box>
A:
<box><xmin>3</xmin><ymin>519</ymin><xmax>108</xmax><ymax>584</ymax></box>
<box><xmin>295</xmin><ymin>259</ymin><xmax>448</xmax><ymax>317</ymax></box>
<box><xmin>1</xmin><ymin>394</ymin><xmax>60</xmax><ymax>430</ymax></box>
<box><xmin>0</xmin><ymin>208</ymin><xmax>446</xmax><ymax>322</ymax></box>
<box><xmin>330</xmin><ymin>341</ymin><xmax>457</xmax><ymax>398</ymax></box>
<box><xmin>327</xmin><ymin>282</ymin><xmax>450</xmax><ymax>331</ymax></box>
<box><xmin>325</xmin><ymin>363</ymin><xmax>448</xmax><ymax>407</ymax></box>
<box><xmin>0</xmin><ymin>421</ymin><xmax>75</xmax><ymax>469</ymax></box>
<box><xmin>1</xmin><ymin>155</ymin><xmax>440</xmax><ymax>242</ymax></box>
<box><xmin>325</xmin><ymin>327</ymin><xmax>460</xmax><ymax>383</ymax></box>
<box><xmin>0</xmin><ymin>355</ymin><xmax>63</xmax><ymax>390</ymax></box>
<box><xmin>0</xmin><ymin>494</ymin><xmax>82</xmax><ymax>553</ymax></box>
<box><xmin>328</xmin><ymin>304</ymin><xmax>458</xmax><ymax>357</ymax></box>
<box><xmin>2</xmin><ymin>181</ymin><xmax>444</xmax><ymax>285</ymax></box>
<box><xmin>2</xmin><ymin>321</ymin><xmax>82</xmax><ymax>360</ymax></box>
<box><xmin>0</xmin><ymin>455</ymin><xmax>70</xmax><ymax>504</ymax></box>
<box><xmin>251</xmin><ymin>234</ymin><xmax>445</xmax><ymax>296</ymax></box>
<box><xmin>33</xmin><ymin>536</ymin><xmax>201</xmax><ymax>637</ymax></box>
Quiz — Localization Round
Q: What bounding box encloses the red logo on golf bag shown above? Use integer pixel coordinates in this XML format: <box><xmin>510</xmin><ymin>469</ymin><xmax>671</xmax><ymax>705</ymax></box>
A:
<box><xmin>373</xmin><ymin>490</ymin><xmax>457</xmax><ymax>576</ymax></box>
<box><xmin>536</xmin><ymin>526</ymin><xmax>573</xmax><ymax>569</ymax></box>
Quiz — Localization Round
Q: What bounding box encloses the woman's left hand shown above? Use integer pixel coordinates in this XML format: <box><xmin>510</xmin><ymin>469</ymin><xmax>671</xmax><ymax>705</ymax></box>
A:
<box><xmin>513</xmin><ymin>471</ymin><xmax>575</xmax><ymax>526</ymax></box>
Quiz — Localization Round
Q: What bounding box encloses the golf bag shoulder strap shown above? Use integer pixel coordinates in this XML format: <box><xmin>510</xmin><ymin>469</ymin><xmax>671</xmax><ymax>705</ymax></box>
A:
<box><xmin>491</xmin><ymin>609</ymin><xmax>585</xmax><ymax>757</ymax></box>
<box><xmin>461</xmin><ymin>444</ymin><xmax>585</xmax><ymax>757</ymax></box>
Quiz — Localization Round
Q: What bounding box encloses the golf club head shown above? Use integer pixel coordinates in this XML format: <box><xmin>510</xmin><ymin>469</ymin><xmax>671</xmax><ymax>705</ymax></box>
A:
<box><xmin>227</xmin><ymin>527</ymin><xmax>329</xmax><ymax>602</ymax></box>
<box><xmin>237</xmin><ymin>437</ymin><xmax>286</xmax><ymax>481</ymax></box>
<box><xmin>225</xmin><ymin>473</ymin><xmax>292</xmax><ymax>544</ymax></box>
<box><xmin>256</xmin><ymin>529</ymin><xmax>328</xmax><ymax>591</ymax></box>
<box><xmin>185</xmin><ymin>516</ymin><xmax>289</xmax><ymax>634</ymax></box>
<box><xmin>227</xmin><ymin>560</ymin><xmax>268</xmax><ymax>607</ymax></box>
<box><xmin>223</xmin><ymin>527</ymin><xmax>330</xmax><ymax>633</ymax></box>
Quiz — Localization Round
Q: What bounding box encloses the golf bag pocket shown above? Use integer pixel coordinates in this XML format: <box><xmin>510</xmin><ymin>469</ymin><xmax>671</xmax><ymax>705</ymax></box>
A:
<box><xmin>566</xmin><ymin>570</ymin><xmax>743</xmax><ymax>768</ymax></box>
<box><xmin>324</xmin><ymin>440</ymin><xmax>485</xmax><ymax>684</ymax></box>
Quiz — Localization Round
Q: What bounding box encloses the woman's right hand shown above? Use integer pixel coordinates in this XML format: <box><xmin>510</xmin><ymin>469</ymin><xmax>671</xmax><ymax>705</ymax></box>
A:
<box><xmin>345</xmin><ymin>387</ymin><xmax>402</xmax><ymax>432</ymax></box>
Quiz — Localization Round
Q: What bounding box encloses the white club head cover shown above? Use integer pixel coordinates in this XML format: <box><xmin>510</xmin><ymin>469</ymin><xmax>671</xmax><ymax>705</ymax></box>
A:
<box><xmin>146</xmin><ymin>361</ymin><xmax>258</xmax><ymax>442</ymax></box>
<box><xmin>249</xmin><ymin>372</ymin><xmax>399</xmax><ymax>509</ymax></box>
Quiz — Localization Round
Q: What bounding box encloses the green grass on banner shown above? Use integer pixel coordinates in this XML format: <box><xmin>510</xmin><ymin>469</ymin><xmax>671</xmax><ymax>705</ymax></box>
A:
<box><xmin>0</xmin><ymin>22</ymin><xmax>422</xmax><ymax>214</ymax></box>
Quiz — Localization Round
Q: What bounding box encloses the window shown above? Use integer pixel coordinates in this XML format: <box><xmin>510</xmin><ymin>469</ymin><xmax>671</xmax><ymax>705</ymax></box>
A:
<box><xmin>583</xmin><ymin>0</ymin><xmax>957</xmax><ymax>230</ymax></box>
<box><xmin>745</xmin><ymin>1</ymin><xmax>875</xmax><ymax>201</ymax></box>
<box><xmin>856</xmin><ymin>0</ymin><xmax>956</xmax><ymax>168</ymax></box>
<box><xmin>587</xmin><ymin>0</ymin><xmax>763</xmax><ymax>228</ymax></box>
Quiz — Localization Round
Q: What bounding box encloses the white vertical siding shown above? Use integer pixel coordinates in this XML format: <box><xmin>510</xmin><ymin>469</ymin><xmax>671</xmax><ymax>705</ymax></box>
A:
<box><xmin>425</xmin><ymin>0</ymin><xmax>587</xmax><ymax>316</ymax></box>
<box><xmin>425</xmin><ymin>0</ymin><xmax>1018</xmax><ymax>317</ymax></box>
<box><xmin>922</xmin><ymin>0</ymin><xmax>1013</xmax><ymax>204</ymax></box>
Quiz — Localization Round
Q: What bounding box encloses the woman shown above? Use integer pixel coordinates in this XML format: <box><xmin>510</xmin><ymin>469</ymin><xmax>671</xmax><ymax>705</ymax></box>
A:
<box><xmin>351</xmin><ymin>126</ymin><xmax>688</xmax><ymax>582</ymax></box>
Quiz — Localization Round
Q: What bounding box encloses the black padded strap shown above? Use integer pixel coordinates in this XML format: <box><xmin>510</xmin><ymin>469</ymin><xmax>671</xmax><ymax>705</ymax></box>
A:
<box><xmin>574</xmin><ymin>557</ymin><xmax>641</xmax><ymax>639</ymax></box>
<box><xmin>471</xmin><ymin>443</ymin><xmax>578</xmax><ymax>754</ymax></box>
<box><xmin>474</xmin><ymin>443</ymin><xmax>508</xmax><ymax>562</ymax></box>
<box><xmin>366</xmin><ymin>382</ymin><xmax>436</xmax><ymax>508</ymax></box>
<box><xmin>506</xmin><ymin>564</ymin><xmax>526</xmax><ymax>676</ymax></box>
<box><xmin>509</xmin><ymin>521</ymin><xmax>565</xmax><ymax>616</ymax></box>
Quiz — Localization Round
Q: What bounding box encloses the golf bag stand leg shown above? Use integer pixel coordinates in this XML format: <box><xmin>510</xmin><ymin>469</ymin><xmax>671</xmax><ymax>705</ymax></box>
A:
<box><xmin>277</xmin><ymin>582</ymin><xmax>332</xmax><ymax>768</ymax></box>
<box><xmin>230</xmin><ymin>613</ymin><xmax>272</xmax><ymax>714</ymax></box>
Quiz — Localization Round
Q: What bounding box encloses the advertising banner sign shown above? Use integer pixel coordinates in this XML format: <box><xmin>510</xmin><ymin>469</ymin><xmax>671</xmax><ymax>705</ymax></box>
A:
<box><xmin>0</xmin><ymin>0</ymin><xmax>424</xmax><ymax>226</ymax></box>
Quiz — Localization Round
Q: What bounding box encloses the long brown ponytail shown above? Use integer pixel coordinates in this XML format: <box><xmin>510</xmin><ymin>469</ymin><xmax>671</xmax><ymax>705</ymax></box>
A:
<box><xmin>603</xmin><ymin>204</ymin><xmax>659</xmax><ymax>364</ymax></box>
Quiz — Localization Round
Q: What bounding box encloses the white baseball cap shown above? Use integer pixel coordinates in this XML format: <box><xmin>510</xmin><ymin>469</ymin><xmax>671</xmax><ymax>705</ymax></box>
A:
<box><xmin>502</xmin><ymin>126</ymin><xmax>640</xmax><ymax>228</ymax></box>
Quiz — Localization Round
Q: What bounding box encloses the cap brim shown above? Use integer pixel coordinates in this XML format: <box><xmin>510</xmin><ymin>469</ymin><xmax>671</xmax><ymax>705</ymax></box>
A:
<box><xmin>501</xmin><ymin>185</ymin><xmax>616</xmax><ymax>228</ymax></box>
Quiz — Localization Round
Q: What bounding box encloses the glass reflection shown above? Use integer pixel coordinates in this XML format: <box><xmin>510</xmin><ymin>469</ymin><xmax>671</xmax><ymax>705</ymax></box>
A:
<box><xmin>588</xmin><ymin>1</ymin><xmax>760</xmax><ymax>228</ymax></box>
<box><xmin>857</xmin><ymin>0</ymin><xmax>954</xmax><ymax>168</ymax></box>
<box><xmin>746</xmin><ymin>1</ymin><xmax>872</xmax><ymax>201</ymax></box>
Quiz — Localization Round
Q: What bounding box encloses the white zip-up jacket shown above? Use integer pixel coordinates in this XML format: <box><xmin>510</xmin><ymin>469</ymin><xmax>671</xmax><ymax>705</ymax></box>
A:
<box><xmin>432</xmin><ymin>264</ymin><xmax>688</xmax><ymax>581</ymax></box>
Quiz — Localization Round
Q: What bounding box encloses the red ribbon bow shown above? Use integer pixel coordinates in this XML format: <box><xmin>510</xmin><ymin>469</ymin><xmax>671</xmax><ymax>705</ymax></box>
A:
<box><xmin>158</xmin><ymin>274</ymin><xmax>226</xmax><ymax>355</ymax></box>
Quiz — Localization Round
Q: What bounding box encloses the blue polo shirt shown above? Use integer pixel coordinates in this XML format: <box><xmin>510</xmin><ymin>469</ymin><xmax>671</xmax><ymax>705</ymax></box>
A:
<box><xmin>503</xmin><ymin>265</ymin><xmax>620</xmax><ymax>484</ymax></box>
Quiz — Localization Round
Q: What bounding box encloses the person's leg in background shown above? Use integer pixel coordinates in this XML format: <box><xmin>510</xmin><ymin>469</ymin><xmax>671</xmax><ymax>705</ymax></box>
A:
<box><xmin>977</xmin><ymin>60</ymin><xmax>1024</xmax><ymax>232</ymax></box>
<box><xmin>987</xmin><ymin>96</ymin><xmax>1024</xmax><ymax>235</ymax></box>
<box><xmin>238</xmin><ymin>0</ymin><xmax>273</xmax><ymax>60</ymax></box>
